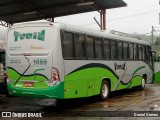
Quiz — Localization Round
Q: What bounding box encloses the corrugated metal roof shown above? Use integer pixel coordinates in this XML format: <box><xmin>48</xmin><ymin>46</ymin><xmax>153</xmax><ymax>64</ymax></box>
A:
<box><xmin>0</xmin><ymin>0</ymin><xmax>126</xmax><ymax>24</ymax></box>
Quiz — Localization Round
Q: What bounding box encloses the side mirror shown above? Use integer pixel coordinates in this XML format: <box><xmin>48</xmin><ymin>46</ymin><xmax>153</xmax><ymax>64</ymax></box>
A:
<box><xmin>151</xmin><ymin>50</ymin><xmax>156</xmax><ymax>54</ymax></box>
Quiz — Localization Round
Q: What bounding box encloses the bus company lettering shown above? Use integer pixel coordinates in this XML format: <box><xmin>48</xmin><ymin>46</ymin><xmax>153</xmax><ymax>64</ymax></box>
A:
<box><xmin>114</xmin><ymin>63</ymin><xmax>126</xmax><ymax>71</ymax></box>
<box><xmin>14</xmin><ymin>30</ymin><xmax>45</xmax><ymax>42</ymax></box>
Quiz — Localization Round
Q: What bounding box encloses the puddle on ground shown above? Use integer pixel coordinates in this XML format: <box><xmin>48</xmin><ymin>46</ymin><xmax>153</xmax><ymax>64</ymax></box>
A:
<box><xmin>78</xmin><ymin>85</ymin><xmax>159</xmax><ymax>110</ymax></box>
<box><xmin>0</xmin><ymin>84</ymin><xmax>159</xmax><ymax>117</ymax></box>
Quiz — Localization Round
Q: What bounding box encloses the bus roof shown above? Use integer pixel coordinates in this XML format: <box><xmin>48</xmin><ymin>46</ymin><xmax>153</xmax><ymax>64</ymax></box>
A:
<box><xmin>10</xmin><ymin>21</ymin><xmax>151</xmax><ymax>46</ymax></box>
<box><xmin>62</xmin><ymin>23</ymin><xmax>151</xmax><ymax>46</ymax></box>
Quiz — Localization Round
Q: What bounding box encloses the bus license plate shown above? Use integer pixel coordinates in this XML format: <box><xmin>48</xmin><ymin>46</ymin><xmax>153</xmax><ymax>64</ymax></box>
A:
<box><xmin>24</xmin><ymin>82</ymin><xmax>34</xmax><ymax>87</ymax></box>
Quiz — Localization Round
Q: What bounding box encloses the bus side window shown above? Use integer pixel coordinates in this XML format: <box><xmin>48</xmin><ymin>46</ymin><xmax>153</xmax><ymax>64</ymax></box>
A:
<box><xmin>61</xmin><ymin>32</ymin><xmax>74</xmax><ymax>59</ymax></box>
<box><xmin>1</xmin><ymin>53</ymin><xmax>5</xmax><ymax>64</ymax></box>
<box><xmin>134</xmin><ymin>43</ymin><xmax>138</xmax><ymax>60</ymax></box>
<box><xmin>147</xmin><ymin>46</ymin><xmax>153</xmax><ymax>69</ymax></box>
<box><xmin>86</xmin><ymin>36</ymin><xmax>94</xmax><ymax>59</ymax></box>
<box><xmin>145</xmin><ymin>45</ymin><xmax>149</xmax><ymax>63</ymax></box>
<box><xmin>103</xmin><ymin>39</ymin><xmax>110</xmax><ymax>59</ymax></box>
<box><xmin>142</xmin><ymin>45</ymin><xmax>146</xmax><ymax>61</ymax></box>
<box><xmin>129</xmin><ymin>43</ymin><xmax>134</xmax><ymax>60</ymax></box>
<box><xmin>111</xmin><ymin>40</ymin><xmax>117</xmax><ymax>60</ymax></box>
<box><xmin>74</xmin><ymin>34</ymin><xmax>85</xmax><ymax>59</ymax></box>
<box><xmin>146</xmin><ymin>46</ymin><xmax>150</xmax><ymax>63</ymax></box>
<box><xmin>118</xmin><ymin>41</ymin><xmax>123</xmax><ymax>60</ymax></box>
<box><xmin>123</xmin><ymin>42</ymin><xmax>129</xmax><ymax>60</ymax></box>
<box><xmin>95</xmin><ymin>38</ymin><xmax>103</xmax><ymax>59</ymax></box>
<box><xmin>138</xmin><ymin>44</ymin><xmax>143</xmax><ymax>60</ymax></box>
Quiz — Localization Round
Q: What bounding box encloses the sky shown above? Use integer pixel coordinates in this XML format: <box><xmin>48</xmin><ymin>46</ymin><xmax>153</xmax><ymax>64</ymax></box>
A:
<box><xmin>0</xmin><ymin>0</ymin><xmax>160</xmax><ymax>40</ymax></box>
<box><xmin>55</xmin><ymin>0</ymin><xmax>160</xmax><ymax>35</ymax></box>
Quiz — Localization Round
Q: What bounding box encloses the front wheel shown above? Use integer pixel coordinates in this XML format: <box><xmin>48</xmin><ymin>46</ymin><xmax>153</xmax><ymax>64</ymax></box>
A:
<box><xmin>140</xmin><ymin>77</ymin><xmax>146</xmax><ymax>90</ymax></box>
<box><xmin>99</xmin><ymin>81</ymin><xmax>110</xmax><ymax>101</ymax></box>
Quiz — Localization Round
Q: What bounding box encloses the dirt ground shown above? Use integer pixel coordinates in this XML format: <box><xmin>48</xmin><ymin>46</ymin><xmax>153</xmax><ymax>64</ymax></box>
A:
<box><xmin>1</xmin><ymin>84</ymin><xmax>160</xmax><ymax>120</ymax></box>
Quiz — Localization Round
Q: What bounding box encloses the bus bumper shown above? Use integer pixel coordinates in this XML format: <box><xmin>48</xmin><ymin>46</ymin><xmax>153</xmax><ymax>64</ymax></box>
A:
<box><xmin>7</xmin><ymin>82</ymin><xmax>64</xmax><ymax>99</ymax></box>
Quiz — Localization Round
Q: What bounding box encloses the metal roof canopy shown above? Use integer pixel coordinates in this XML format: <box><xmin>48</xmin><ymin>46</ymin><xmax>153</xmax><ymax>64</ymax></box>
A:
<box><xmin>0</xmin><ymin>0</ymin><xmax>126</xmax><ymax>27</ymax></box>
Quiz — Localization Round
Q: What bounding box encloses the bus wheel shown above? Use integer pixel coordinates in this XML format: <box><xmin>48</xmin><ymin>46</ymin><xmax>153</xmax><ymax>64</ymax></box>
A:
<box><xmin>140</xmin><ymin>77</ymin><xmax>145</xmax><ymax>90</ymax></box>
<box><xmin>100</xmin><ymin>81</ymin><xmax>110</xmax><ymax>101</ymax></box>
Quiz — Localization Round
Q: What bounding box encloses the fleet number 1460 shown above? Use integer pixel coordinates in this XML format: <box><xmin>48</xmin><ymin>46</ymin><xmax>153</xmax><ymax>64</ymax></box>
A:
<box><xmin>33</xmin><ymin>59</ymin><xmax>47</xmax><ymax>65</ymax></box>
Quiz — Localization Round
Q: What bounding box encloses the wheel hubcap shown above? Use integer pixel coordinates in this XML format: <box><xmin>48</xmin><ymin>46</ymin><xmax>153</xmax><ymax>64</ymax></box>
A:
<box><xmin>142</xmin><ymin>78</ymin><xmax>145</xmax><ymax>88</ymax></box>
<box><xmin>102</xmin><ymin>84</ymin><xmax>108</xmax><ymax>97</ymax></box>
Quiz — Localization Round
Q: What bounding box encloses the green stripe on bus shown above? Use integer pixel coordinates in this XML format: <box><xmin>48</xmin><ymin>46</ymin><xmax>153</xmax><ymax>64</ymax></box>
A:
<box><xmin>66</xmin><ymin>63</ymin><xmax>119</xmax><ymax>79</ymax></box>
<box><xmin>7</xmin><ymin>67</ymin><xmax>48</xmax><ymax>81</ymax></box>
<box><xmin>117</xmin><ymin>75</ymin><xmax>142</xmax><ymax>90</ymax></box>
<box><xmin>64</xmin><ymin>65</ymin><xmax>142</xmax><ymax>99</ymax></box>
<box><xmin>64</xmin><ymin>67</ymin><xmax>119</xmax><ymax>98</ymax></box>
<box><xmin>133</xmin><ymin>66</ymin><xmax>145</xmax><ymax>76</ymax></box>
<box><xmin>7</xmin><ymin>67</ymin><xmax>49</xmax><ymax>89</ymax></box>
<box><xmin>7</xmin><ymin>82</ymin><xmax>64</xmax><ymax>99</ymax></box>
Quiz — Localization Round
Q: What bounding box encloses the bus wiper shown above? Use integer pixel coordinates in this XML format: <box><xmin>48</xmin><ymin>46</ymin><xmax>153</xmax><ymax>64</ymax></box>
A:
<box><xmin>14</xmin><ymin>56</ymin><xmax>31</xmax><ymax>86</ymax></box>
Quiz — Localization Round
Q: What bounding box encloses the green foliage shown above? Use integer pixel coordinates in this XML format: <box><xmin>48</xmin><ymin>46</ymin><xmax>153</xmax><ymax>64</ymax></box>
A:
<box><xmin>154</xmin><ymin>55</ymin><xmax>160</xmax><ymax>62</ymax></box>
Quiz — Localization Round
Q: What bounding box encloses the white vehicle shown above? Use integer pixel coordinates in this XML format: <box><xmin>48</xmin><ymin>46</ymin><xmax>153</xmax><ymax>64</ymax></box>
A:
<box><xmin>6</xmin><ymin>22</ymin><xmax>153</xmax><ymax>100</ymax></box>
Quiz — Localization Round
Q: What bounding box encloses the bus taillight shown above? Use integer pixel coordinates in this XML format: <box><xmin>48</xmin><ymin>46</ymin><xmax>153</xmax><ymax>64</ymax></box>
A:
<box><xmin>6</xmin><ymin>71</ymin><xmax>11</xmax><ymax>84</ymax></box>
<box><xmin>50</xmin><ymin>67</ymin><xmax>60</xmax><ymax>85</ymax></box>
<box><xmin>53</xmin><ymin>70</ymin><xmax>58</xmax><ymax>81</ymax></box>
<box><xmin>6</xmin><ymin>71</ymin><xmax>8</xmax><ymax>79</ymax></box>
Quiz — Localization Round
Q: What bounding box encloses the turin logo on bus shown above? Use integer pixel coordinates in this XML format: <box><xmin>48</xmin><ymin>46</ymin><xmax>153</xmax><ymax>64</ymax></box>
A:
<box><xmin>14</xmin><ymin>30</ymin><xmax>45</xmax><ymax>42</ymax></box>
<box><xmin>114</xmin><ymin>63</ymin><xmax>126</xmax><ymax>71</ymax></box>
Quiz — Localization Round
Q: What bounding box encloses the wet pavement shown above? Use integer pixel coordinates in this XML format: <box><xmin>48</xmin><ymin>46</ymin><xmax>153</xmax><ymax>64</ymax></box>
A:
<box><xmin>1</xmin><ymin>84</ymin><xmax>160</xmax><ymax>120</ymax></box>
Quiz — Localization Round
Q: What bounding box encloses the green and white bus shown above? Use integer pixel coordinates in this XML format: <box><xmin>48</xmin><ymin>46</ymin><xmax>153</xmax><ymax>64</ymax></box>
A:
<box><xmin>6</xmin><ymin>22</ymin><xmax>153</xmax><ymax>100</ymax></box>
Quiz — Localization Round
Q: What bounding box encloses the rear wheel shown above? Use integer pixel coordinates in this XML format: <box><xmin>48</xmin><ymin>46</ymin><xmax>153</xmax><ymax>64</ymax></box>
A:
<box><xmin>100</xmin><ymin>81</ymin><xmax>110</xmax><ymax>100</ymax></box>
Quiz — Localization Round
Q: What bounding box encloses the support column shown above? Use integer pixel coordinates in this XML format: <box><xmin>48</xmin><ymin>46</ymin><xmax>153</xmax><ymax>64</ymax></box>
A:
<box><xmin>102</xmin><ymin>9</ymin><xmax>106</xmax><ymax>30</ymax></box>
<box><xmin>100</xmin><ymin>10</ymin><xmax>103</xmax><ymax>30</ymax></box>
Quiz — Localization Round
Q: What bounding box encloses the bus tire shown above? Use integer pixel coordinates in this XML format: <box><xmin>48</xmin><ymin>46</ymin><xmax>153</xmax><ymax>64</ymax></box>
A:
<box><xmin>99</xmin><ymin>80</ymin><xmax>110</xmax><ymax>101</ymax></box>
<box><xmin>140</xmin><ymin>77</ymin><xmax>145</xmax><ymax>90</ymax></box>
